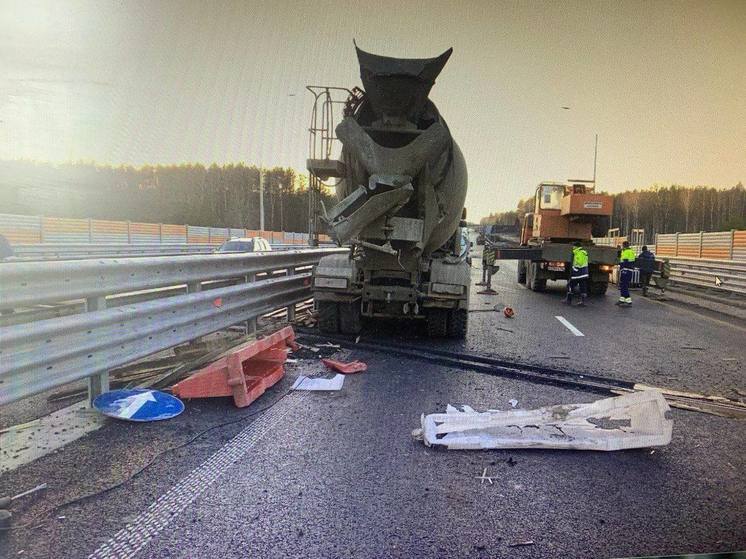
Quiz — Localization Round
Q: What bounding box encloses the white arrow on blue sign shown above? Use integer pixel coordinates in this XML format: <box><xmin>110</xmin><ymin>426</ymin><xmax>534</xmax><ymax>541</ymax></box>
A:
<box><xmin>93</xmin><ymin>389</ymin><xmax>184</xmax><ymax>422</ymax></box>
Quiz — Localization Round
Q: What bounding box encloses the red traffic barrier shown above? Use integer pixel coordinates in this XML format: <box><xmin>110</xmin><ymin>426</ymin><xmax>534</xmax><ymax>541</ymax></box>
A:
<box><xmin>321</xmin><ymin>358</ymin><xmax>367</xmax><ymax>374</ymax></box>
<box><xmin>172</xmin><ymin>326</ymin><xmax>298</xmax><ymax>408</ymax></box>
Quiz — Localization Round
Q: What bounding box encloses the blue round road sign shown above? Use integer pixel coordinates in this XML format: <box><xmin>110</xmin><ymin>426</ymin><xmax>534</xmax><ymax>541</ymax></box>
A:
<box><xmin>93</xmin><ymin>388</ymin><xmax>184</xmax><ymax>422</ymax></box>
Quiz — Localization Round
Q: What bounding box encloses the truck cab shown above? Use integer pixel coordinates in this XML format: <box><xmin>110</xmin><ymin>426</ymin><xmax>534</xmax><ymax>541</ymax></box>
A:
<box><xmin>515</xmin><ymin>180</ymin><xmax>617</xmax><ymax>295</ymax></box>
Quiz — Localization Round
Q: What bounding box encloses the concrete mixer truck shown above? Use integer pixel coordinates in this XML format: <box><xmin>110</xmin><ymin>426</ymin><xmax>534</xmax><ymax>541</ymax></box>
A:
<box><xmin>306</xmin><ymin>45</ymin><xmax>469</xmax><ymax>338</ymax></box>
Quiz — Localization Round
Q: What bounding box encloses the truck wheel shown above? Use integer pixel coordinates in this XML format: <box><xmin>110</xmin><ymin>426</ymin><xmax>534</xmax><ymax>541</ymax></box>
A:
<box><xmin>589</xmin><ymin>281</ymin><xmax>608</xmax><ymax>296</ymax></box>
<box><xmin>528</xmin><ymin>263</ymin><xmax>546</xmax><ymax>292</ymax></box>
<box><xmin>339</xmin><ymin>301</ymin><xmax>362</xmax><ymax>335</ymax></box>
<box><xmin>426</xmin><ymin>309</ymin><xmax>448</xmax><ymax>338</ymax></box>
<box><xmin>517</xmin><ymin>260</ymin><xmax>527</xmax><ymax>284</ymax></box>
<box><xmin>447</xmin><ymin>309</ymin><xmax>468</xmax><ymax>339</ymax></box>
<box><xmin>318</xmin><ymin>301</ymin><xmax>340</xmax><ymax>334</ymax></box>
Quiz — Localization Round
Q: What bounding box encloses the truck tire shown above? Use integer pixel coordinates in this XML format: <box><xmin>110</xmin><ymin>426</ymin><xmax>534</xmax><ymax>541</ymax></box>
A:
<box><xmin>528</xmin><ymin>262</ymin><xmax>546</xmax><ymax>292</ymax></box>
<box><xmin>517</xmin><ymin>260</ymin><xmax>527</xmax><ymax>284</ymax></box>
<box><xmin>426</xmin><ymin>309</ymin><xmax>448</xmax><ymax>338</ymax></box>
<box><xmin>589</xmin><ymin>281</ymin><xmax>608</xmax><ymax>296</ymax></box>
<box><xmin>318</xmin><ymin>301</ymin><xmax>340</xmax><ymax>334</ymax></box>
<box><xmin>339</xmin><ymin>301</ymin><xmax>362</xmax><ymax>335</ymax></box>
<box><xmin>447</xmin><ymin>308</ymin><xmax>468</xmax><ymax>339</ymax></box>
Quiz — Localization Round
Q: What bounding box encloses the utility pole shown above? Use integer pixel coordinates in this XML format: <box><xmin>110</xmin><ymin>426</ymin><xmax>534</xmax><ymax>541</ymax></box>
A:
<box><xmin>593</xmin><ymin>134</ymin><xmax>598</xmax><ymax>184</ymax></box>
<box><xmin>259</xmin><ymin>167</ymin><xmax>265</xmax><ymax>231</ymax></box>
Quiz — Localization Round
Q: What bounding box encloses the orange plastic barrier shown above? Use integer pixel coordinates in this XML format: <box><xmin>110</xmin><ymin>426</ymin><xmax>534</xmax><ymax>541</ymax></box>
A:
<box><xmin>171</xmin><ymin>327</ymin><xmax>298</xmax><ymax>408</ymax></box>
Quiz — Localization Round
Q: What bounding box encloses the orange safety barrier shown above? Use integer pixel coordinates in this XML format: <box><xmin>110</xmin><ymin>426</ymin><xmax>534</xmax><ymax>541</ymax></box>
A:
<box><xmin>171</xmin><ymin>326</ymin><xmax>298</xmax><ymax>408</ymax></box>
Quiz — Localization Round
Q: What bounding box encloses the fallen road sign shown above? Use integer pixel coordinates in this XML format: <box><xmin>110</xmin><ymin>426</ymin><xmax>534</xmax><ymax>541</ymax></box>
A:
<box><xmin>93</xmin><ymin>389</ymin><xmax>184</xmax><ymax>422</ymax></box>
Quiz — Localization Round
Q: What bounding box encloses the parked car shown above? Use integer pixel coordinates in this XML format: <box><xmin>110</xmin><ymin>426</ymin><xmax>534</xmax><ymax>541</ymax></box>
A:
<box><xmin>215</xmin><ymin>237</ymin><xmax>272</xmax><ymax>253</ymax></box>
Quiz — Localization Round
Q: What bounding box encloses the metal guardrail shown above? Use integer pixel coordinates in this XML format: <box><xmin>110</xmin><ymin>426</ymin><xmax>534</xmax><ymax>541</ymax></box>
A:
<box><xmin>8</xmin><ymin>242</ymin><xmax>334</xmax><ymax>261</ymax></box>
<box><xmin>667</xmin><ymin>257</ymin><xmax>746</xmax><ymax>296</ymax></box>
<box><xmin>0</xmin><ymin>248</ymin><xmax>346</xmax><ymax>406</ymax></box>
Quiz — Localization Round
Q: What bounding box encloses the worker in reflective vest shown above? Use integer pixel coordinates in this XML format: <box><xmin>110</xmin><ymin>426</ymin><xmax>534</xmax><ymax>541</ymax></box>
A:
<box><xmin>565</xmin><ymin>242</ymin><xmax>589</xmax><ymax>306</ymax></box>
<box><xmin>616</xmin><ymin>241</ymin><xmax>636</xmax><ymax>306</ymax></box>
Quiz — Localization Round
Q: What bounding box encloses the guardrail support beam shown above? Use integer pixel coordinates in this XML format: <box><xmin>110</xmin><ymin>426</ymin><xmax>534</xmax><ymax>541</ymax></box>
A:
<box><xmin>245</xmin><ymin>273</ymin><xmax>257</xmax><ymax>335</ymax></box>
<box><xmin>85</xmin><ymin>296</ymin><xmax>110</xmax><ymax>405</ymax></box>
<box><xmin>286</xmin><ymin>268</ymin><xmax>296</xmax><ymax>322</ymax></box>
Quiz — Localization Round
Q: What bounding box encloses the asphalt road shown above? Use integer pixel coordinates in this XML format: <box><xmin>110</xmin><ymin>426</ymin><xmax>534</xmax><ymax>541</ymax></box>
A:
<box><xmin>1</xmin><ymin>256</ymin><xmax>744</xmax><ymax>558</ymax></box>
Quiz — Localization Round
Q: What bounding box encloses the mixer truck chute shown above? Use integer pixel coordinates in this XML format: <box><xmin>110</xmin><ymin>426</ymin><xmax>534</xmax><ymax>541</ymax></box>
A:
<box><xmin>307</xmin><ymin>45</ymin><xmax>470</xmax><ymax>338</ymax></box>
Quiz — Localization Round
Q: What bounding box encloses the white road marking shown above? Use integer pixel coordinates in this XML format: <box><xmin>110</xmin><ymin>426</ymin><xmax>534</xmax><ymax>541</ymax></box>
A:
<box><xmin>119</xmin><ymin>391</ymin><xmax>157</xmax><ymax>419</ymax></box>
<box><xmin>88</xmin><ymin>392</ymin><xmax>306</xmax><ymax>559</ymax></box>
<box><xmin>555</xmin><ymin>316</ymin><xmax>585</xmax><ymax>337</ymax></box>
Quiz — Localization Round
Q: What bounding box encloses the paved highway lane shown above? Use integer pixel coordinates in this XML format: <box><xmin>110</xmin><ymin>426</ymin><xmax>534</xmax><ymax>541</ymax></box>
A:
<box><xmin>1</xmin><ymin>255</ymin><xmax>744</xmax><ymax>558</ymax></box>
<box><xmin>439</xmin><ymin>259</ymin><xmax>745</xmax><ymax>398</ymax></box>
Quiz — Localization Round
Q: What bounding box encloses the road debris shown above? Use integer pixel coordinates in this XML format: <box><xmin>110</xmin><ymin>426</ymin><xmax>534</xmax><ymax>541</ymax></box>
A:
<box><xmin>680</xmin><ymin>346</ymin><xmax>705</xmax><ymax>350</ymax></box>
<box><xmin>322</xmin><ymin>358</ymin><xmax>367</xmax><ymax>374</ymax></box>
<box><xmin>413</xmin><ymin>391</ymin><xmax>673</xmax><ymax>451</ymax></box>
<box><xmin>508</xmin><ymin>399</ymin><xmax>518</xmax><ymax>408</ymax></box>
<box><xmin>476</xmin><ymin>468</ymin><xmax>494</xmax><ymax>485</ymax></box>
<box><xmin>508</xmin><ymin>540</ymin><xmax>534</xmax><ymax>547</ymax></box>
<box><xmin>503</xmin><ymin>306</ymin><xmax>515</xmax><ymax>318</ymax></box>
<box><xmin>0</xmin><ymin>483</ymin><xmax>48</xmax><ymax>509</ymax></box>
<box><xmin>616</xmin><ymin>384</ymin><xmax>746</xmax><ymax>420</ymax></box>
<box><xmin>172</xmin><ymin>327</ymin><xmax>297</xmax><ymax>408</ymax></box>
<box><xmin>0</xmin><ymin>483</ymin><xmax>48</xmax><ymax>529</ymax></box>
<box><xmin>292</xmin><ymin>374</ymin><xmax>345</xmax><ymax>391</ymax></box>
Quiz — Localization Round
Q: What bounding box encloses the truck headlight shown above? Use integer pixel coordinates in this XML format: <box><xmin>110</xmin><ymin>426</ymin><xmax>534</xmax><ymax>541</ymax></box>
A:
<box><xmin>600</xmin><ymin>265</ymin><xmax>614</xmax><ymax>273</ymax></box>
<box><xmin>314</xmin><ymin>277</ymin><xmax>348</xmax><ymax>289</ymax></box>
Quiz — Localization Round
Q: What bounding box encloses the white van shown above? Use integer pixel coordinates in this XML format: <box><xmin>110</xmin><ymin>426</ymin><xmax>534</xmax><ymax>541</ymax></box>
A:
<box><xmin>215</xmin><ymin>237</ymin><xmax>272</xmax><ymax>253</ymax></box>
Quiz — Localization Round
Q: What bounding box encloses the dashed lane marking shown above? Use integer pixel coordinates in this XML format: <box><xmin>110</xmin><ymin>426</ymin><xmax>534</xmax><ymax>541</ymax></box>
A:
<box><xmin>88</xmin><ymin>392</ymin><xmax>306</xmax><ymax>559</ymax></box>
<box><xmin>555</xmin><ymin>315</ymin><xmax>585</xmax><ymax>336</ymax></box>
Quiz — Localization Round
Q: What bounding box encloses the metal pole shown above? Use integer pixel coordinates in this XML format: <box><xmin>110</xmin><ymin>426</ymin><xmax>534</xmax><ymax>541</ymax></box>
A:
<box><xmin>85</xmin><ymin>296</ymin><xmax>109</xmax><ymax>406</ymax></box>
<box><xmin>593</xmin><ymin>134</ymin><xmax>598</xmax><ymax>183</ymax></box>
<box><xmin>286</xmin><ymin>267</ymin><xmax>296</xmax><ymax>322</ymax></box>
<box><xmin>245</xmin><ymin>273</ymin><xmax>257</xmax><ymax>335</ymax></box>
<box><xmin>259</xmin><ymin>168</ymin><xmax>265</xmax><ymax>231</ymax></box>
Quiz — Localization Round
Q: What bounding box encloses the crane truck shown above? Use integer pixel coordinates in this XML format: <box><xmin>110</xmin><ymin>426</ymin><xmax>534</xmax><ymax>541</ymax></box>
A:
<box><xmin>306</xmin><ymin>45</ymin><xmax>470</xmax><ymax>338</ymax></box>
<box><xmin>496</xmin><ymin>181</ymin><xmax>617</xmax><ymax>294</ymax></box>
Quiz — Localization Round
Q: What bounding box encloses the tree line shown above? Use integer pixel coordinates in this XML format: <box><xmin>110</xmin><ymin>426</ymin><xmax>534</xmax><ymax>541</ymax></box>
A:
<box><xmin>480</xmin><ymin>183</ymin><xmax>746</xmax><ymax>238</ymax></box>
<box><xmin>0</xmin><ymin>160</ymin><xmax>335</xmax><ymax>233</ymax></box>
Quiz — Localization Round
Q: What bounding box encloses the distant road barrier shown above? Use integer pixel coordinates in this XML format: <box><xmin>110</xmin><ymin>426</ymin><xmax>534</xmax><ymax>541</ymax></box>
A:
<box><xmin>0</xmin><ymin>212</ymin><xmax>332</xmax><ymax>248</ymax></box>
<box><xmin>666</xmin><ymin>257</ymin><xmax>746</xmax><ymax>296</ymax></box>
<box><xmin>9</xmin><ymin>242</ymin><xmax>334</xmax><ymax>261</ymax></box>
<box><xmin>0</xmin><ymin>248</ymin><xmax>346</xmax><ymax>406</ymax></box>
<box><xmin>656</xmin><ymin>230</ymin><xmax>746</xmax><ymax>261</ymax></box>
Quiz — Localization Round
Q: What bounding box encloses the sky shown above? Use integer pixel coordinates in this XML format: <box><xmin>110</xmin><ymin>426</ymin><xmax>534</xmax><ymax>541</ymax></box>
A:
<box><xmin>0</xmin><ymin>0</ymin><xmax>744</xmax><ymax>220</ymax></box>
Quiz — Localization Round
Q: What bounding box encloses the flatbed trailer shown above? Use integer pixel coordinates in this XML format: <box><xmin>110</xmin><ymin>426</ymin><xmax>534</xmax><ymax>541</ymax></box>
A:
<box><xmin>497</xmin><ymin>242</ymin><xmax>617</xmax><ymax>295</ymax></box>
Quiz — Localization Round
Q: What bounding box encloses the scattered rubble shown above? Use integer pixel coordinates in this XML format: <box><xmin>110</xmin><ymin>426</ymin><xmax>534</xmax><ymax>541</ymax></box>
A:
<box><xmin>322</xmin><ymin>359</ymin><xmax>367</xmax><ymax>374</ymax></box>
<box><xmin>292</xmin><ymin>374</ymin><xmax>345</xmax><ymax>391</ymax></box>
<box><xmin>413</xmin><ymin>391</ymin><xmax>673</xmax><ymax>451</ymax></box>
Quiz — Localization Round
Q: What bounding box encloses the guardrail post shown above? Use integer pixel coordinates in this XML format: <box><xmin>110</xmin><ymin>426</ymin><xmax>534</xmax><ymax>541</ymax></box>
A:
<box><xmin>39</xmin><ymin>215</ymin><xmax>45</xmax><ymax>243</ymax></box>
<box><xmin>245</xmin><ymin>273</ymin><xmax>257</xmax><ymax>334</ymax></box>
<box><xmin>85</xmin><ymin>296</ymin><xmax>109</xmax><ymax>406</ymax></box>
<box><xmin>698</xmin><ymin>231</ymin><xmax>704</xmax><ymax>258</ymax></box>
<box><xmin>159</xmin><ymin>223</ymin><xmax>163</xmax><ymax>243</ymax></box>
<box><xmin>127</xmin><ymin>221</ymin><xmax>132</xmax><ymax>243</ymax></box>
<box><xmin>730</xmin><ymin>229</ymin><xmax>735</xmax><ymax>260</ymax></box>
<box><xmin>286</xmin><ymin>267</ymin><xmax>296</xmax><ymax>322</ymax></box>
<box><xmin>88</xmin><ymin>218</ymin><xmax>93</xmax><ymax>242</ymax></box>
<box><xmin>675</xmin><ymin>232</ymin><xmax>679</xmax><ymax>257</ymax></box>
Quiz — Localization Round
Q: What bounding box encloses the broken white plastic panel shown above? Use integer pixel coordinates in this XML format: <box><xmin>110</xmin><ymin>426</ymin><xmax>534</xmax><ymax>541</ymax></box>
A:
<box><xmin>292</xmin><ymin>374</ymin><xmax>345</xmax><ymax>391</ymax></box>
<box><xmin>415</xmin><ymin>391</ymin><xmax>673</xmax><ymax>451</ymax></box>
